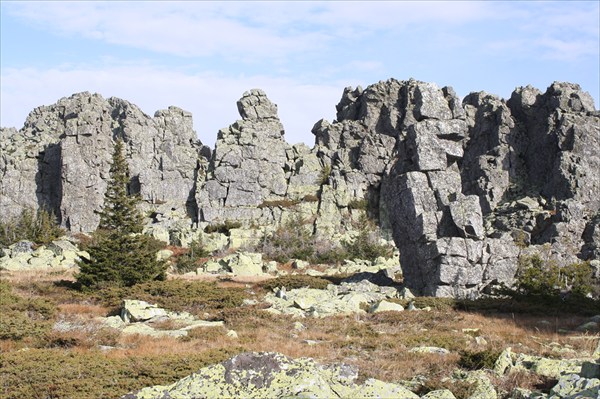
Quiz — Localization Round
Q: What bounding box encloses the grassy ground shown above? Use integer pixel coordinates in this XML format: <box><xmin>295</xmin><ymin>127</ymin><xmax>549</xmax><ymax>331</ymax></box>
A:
<box><xmin>1</xmin><ymin>268</ymin><xmax>598</xmax><ymax>399</ymax></box>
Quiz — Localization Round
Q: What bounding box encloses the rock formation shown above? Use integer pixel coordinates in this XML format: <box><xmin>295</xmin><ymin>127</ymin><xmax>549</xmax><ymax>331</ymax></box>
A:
<box><xmin>1</xmin><ymin>80</ymin><xmax>598</xmax><ymax>298</ymax></box>
<box><xmin>122</xmin><ymin>350</ymin><xmax>599</xmax><ymax>399</ymax></box>
<box><xmin>1</xmin><ymin>92</ymin><xmax>208</xmax><ymax>232</ymax></box>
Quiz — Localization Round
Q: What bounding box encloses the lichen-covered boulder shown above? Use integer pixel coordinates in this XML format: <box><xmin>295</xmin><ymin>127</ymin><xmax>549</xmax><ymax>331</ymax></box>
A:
<box><xmin>120</xmin><ymin>300</ymin><xmax>169</xmax><ymax>323</ymax></box>
<box><xmin>421</xmin><ymin>390</ymin><xmax>457</xmax><ymax>399</ymax></box>
<box><xmin>548</xmin><ymin>373</ymin><xmax>599</xmax><ymax>399</ymax></box>
<box><xmin>122</xmin><ymin>352</ymin><xmax>420</xmax><ymax>399</ymax></box>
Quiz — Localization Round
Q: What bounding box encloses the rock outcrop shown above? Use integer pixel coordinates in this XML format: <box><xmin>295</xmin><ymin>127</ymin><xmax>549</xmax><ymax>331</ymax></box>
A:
<box><xmin>0</xmin><ymin>239</ymin><xmax>89</xmax><ymax>271</ymax></box>
<box><xmin>122</xmin><ymin>351</ymin><xmax>420</xmax><ymax>399</ymax></box>
<box><xmin>380</xmin><ymin>80</ymin><xmax>599</xmax><ymax>297</ymax></box>
<box><xmin>1</xmin><ymin>92</ymin><xmax>208</xmax><ymax>232</ymax></box>
<box><xmin>122</xmin><ymin>348</ymin><xmax>600</xmax><ymax>399</ymax></box>
<box><xmin>1</xmin><ymin>80</ymin><xmax>598</xmax><ymax>297</ymax></box>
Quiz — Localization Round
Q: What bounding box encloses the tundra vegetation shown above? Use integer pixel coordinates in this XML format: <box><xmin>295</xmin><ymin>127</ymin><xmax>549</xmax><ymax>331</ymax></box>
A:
<box><xmin>1</xmin><ymin>269</ymin><xmax>598</xmax><ymax>399</ymax></box>
<box><xmin>1</xmin><ymin>80</ymin><xmax>599</xmax><ymax>398</ymax></box>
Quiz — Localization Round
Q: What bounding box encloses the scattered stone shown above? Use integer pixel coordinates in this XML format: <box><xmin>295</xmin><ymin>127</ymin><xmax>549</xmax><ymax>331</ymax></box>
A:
<box><xmin>400</xmin><ymin>287</ymin><xmax>416</xmax><ymax>300</ymax></box>
<box><xmin>0</xmin><ymin>239</ymin><xmax>83</xmax><ymax>271</ymax></box>
<box><xmin>549</xmin><ymin>373</ymin><xmax>600</xmax><ymax>399</ymax></box>
<box><xmin>98</xmin><ymin>300</ymin><xmax>223</xmax><ymax>338</ymax></box>
<box><xmin>464</xmin><ymin>370</ymin><xmax>497</xmax><ymax>399</ymax></box>
<box><xmin>369</xmin><ymin>300</ymin><xmax>404</xmax><ymax>313</ymax></box>
<box><xmin>156</xmin><ymin>249</ymin><xmax>173</xmax><ymax>261</ymax></box>
<box><xmin>264</xmin><ymin>278</ymin><xmax>402</xmax><ymax>318</ymax></box>
<box><xmin>577</xmin><ymin>320</ymin><xmax>600</xmax><ymax>333</ymax></box>
<box><xmin>292</xmin><ymin>259</ymin><xmax>309</xmax><ymax>269</ymax></box>
<box><xmin>293</xmin><ymin>321</ymin><xmax>306</xmax><ymax>331</ymax></box>
<box><xmin>226</xmin><ymin>330</ymin><xmax>238</xmax><ymax>339</ymax></box>
<box><xmin>120</xmin><ymin>300</ymin><xmax>169</xmax><ymax>323</ymax></box>
<box><xmin>409</xmin><ymin>347</ymin><xmax>450</xmax><ymax>355</ymax></box>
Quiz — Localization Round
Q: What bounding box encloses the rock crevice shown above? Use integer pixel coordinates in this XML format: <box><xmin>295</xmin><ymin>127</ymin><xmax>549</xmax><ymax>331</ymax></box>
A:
<box><xmin>1</xmin><ymin>80</ymin><xmax>598</xmax><ymax>297</ymax></box>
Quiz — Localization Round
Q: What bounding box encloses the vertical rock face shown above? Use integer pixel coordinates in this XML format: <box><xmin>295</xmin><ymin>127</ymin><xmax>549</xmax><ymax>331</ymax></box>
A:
<box><xmin>1</xmin><ymin>92</ymin><xmax>207</xmax><ymax>232</ymax></box>
<box><xmin>1</xmin><ymin>80</ymin><xmax>598</xmax><ymax>297</ymax></box>
<box><xmin>379</xmin><ymin>81</ymin><xmax>599</xmax><ymax>297</ymax></box>
<box><xmin>197</xmin><ymin>89</ymin><xmax>293</xmax><ymax>224</ymax></box>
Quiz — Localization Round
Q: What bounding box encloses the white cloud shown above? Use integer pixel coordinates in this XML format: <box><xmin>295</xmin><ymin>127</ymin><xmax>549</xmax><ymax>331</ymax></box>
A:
<box><xmin>0</xmin><ymin>64</ymin><xmax>343</xmax><ymax>147</ymax></box>
<box><xmin>483</xmin><ymin>2</ymin><xmax>599</xmax><ymax>62</ymax></box>
<box><xmin>3</xmin><ymin>1</ymin><xmax>495</xmax><ymax>61</ymax></box>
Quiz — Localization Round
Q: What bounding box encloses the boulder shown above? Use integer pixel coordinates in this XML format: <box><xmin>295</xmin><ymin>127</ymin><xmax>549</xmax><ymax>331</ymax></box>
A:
<box><xmin>121</xmin><ymin>352</ymin><xmax>420</xmax><ymax>399</ymax></box>
<box><xmin>421</xmin><ymin>390</ymin><xmax>457</xmax><ymax>399</ymax></box>
<box><xmin>409</xmin><ymin>347</ymin><xmax>450</xmax><ymax>355</ymax></box>
<box><xmin>369</xmin><ymin>300</ymin><xmax>404</xmax><ymax>313</ymax></box>
<box><xmin>120</xmin><ymin>300</ymin><xmax>168</xmax><ymax>323</ymax></box>
<box><xmin>225</xmin><ymin>252</ymin><xmax>264</xmax><ymax>276</ymax></box>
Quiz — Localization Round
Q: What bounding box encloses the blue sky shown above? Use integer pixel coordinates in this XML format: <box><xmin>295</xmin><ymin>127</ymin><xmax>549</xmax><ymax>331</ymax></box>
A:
<box><xmin>1</xmin><ymin>1</ymin><xmax>598</xmax><ymax>146</ymax></box>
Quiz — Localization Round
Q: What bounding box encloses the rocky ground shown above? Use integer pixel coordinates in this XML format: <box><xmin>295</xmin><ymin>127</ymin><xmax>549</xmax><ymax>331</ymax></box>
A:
<box><xmin>2</xmin><ymin>79</ymin><xmax>599</xmax><ymax>298</ymax></box>
<box><xmin>1</xmin><ymin>261</ymin><xmax>598</xmax><ymax>399</ymax></box>
<box><xmin>1</xmin><ymin>79</ymin><xmax>599</xmax><ymax>397</ymax></box>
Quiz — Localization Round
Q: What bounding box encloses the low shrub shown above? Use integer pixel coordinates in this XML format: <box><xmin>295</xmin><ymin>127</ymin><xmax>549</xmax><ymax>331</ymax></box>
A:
<box><xmin>260</xmin><ymin>215</ymin><xmax>316</xmax><ymax>263</ymax></box>
<box><xmin>0</xmin><ymin>347</ymin><xmax>240</xmax><ymax>399</ymax></box>
<box><xmin>396</xmin><ymin>297</ymin><xmax>457</xmax><ymax>311</ymax></box>
<box><xmin>174</xmin><ymin>238</ymin><xmax>210</xmax><ymax>274</ymax></box>
<box><xmin>260</xmin><ymin>214</ymin><xmax>394</xmax><ymax>264</ymax></box>
<box><xmin>260</xmin><ymin>275</ymin><xmax>330</xmax><ymax>291</ymax></box>
<box><xmin>94</xmin><ymin>279</ymin><xmax>247</xmax><ymax>313</ymax></box>
<box><xmin>399</xmin><ymin>331</ymin><xmax>464</xmax><ymax>352</ymax></box>
<box><xmin>0</xmin><ymin>208</ymin><xmax>64</xmax><ymax>247</ymax></box>
<box><xmin>458</xmin><ymin>349</ymin><xmax>502</xmax><ymax>370</ymax></box>
<box><xmin>341</xmin><ymin>215</ymin><xmax>394</xmax><ymax>262</ymax></box>
<box><xmin>0</xmin><ymin>280</ymin><xmax>57</xmax><ymax>342</ymax></box>
<box><xmin>204</xmin><ymin>220</ymin><xmax>242</xmax><ymax>236</ymax></box>
<box><xmin>347</xmin><ymin>198</ymin><xmax>368</xmax><ymax>210</ymax></box>
<box><xmin>516</xmin><ymin>254</ymin><xmax>594</xmax><ymax>298</ymax></box>
<box><xmin>318</xmin><ymin>164</ymin><xmax>332</xmax><ymax>185</ymax></box>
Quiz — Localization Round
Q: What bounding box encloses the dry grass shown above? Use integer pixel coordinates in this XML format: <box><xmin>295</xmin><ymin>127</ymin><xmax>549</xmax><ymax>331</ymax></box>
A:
<box><xmin>1</xmin><ymin>269</ymin><xmax>598</xmax><ymax>399</ymax></box>
<box><xmin>57</xmin><ymin>303</ymin><xmax>111</xmax><ymax>318</ymax></box>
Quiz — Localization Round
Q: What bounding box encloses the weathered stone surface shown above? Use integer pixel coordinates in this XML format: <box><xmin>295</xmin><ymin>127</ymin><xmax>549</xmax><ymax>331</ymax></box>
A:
<box><xmin>381</xmin><ymin>79</ymin><xmax>598</xmax><ymax>297</ymax></box>
<box><xmin>265</xmin><ymin>278</ymin><xmax>400</xmax><ymax>318</ymax></box>
<box><xmin>198</xmin><ymin>252</ymin><xmax>265</xmax><ymax>276</ymax></box>
<box><xmin>421</xmin><ymin>390</ymin><xmax>457</xmax><ymax>399</ymax></box>
<box><xmin>122</xmin><ymin>352</ymin><xmax>419</xmax><ymax>399</ymax></box>
<box><xmin>99</xmin><ymin>299</ymin><xmax>224</xmax><ymax>338</ymax></box>
<box><xmin>369</xmin><ymin>300</ymin><xmax>404</xmax><ymax>313</ymax></box>
<box><xmin>2</xmin><ymin>79</ymin><xmax>598</xmax><ymax>298</ymax></box>
<box><xmin>409</xmin><ymin>346</ymin><xmax>450</xmax><ymax>355</ymax></box>
<box><xmin>1</xmin><ymin>92</ymin><xmax>208</xmax><ymax>233</ymax></box>
<box><xmin>120</xmin><ymin>300</ymin><xmax>169</xmax><ymax>323</ymax></box>
<box><xmin>0</xmin><ymin>239</ymin><xmax>84</xmax><ymax>271</ymax></box>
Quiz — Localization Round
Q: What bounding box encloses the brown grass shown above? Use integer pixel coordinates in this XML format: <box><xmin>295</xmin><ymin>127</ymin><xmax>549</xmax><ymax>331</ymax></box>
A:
<box><xmin>2</xmin><ymin>269</ymin><xmax>598</xmax><ymax>399</ymax></box>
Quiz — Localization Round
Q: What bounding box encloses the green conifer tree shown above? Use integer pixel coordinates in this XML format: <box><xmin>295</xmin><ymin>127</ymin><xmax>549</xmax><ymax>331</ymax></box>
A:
<box><xmin>76</xmin><ymin>138</ymin><xmax>166</xmax><ymax>289</ymax></box>
<box><xmin>97</xmin><ymin>139</ymin><xmax>144</xmax><ymax>234</ymax></box>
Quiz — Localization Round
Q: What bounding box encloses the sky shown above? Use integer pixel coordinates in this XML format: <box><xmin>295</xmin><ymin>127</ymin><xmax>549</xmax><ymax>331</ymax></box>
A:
<box><xmin>1</xmin><ymin>1</ymin><xmax>598</xmax><ymax>147</ymax></box>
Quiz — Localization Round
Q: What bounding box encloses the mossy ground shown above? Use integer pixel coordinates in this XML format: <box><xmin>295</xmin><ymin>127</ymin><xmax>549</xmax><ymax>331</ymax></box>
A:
<box><xmin>1</xmin><ymin>269</ymin><xmax>598</xmax><ymax>399</ymax></box>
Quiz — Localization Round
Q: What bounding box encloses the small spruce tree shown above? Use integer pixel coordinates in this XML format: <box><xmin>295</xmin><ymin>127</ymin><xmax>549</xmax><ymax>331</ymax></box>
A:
<box><xmin>76</xmin><ymin>139</ymin><xmax>166</xmax><ymax>289</ymax></box>
<box><xmin>97</xmin><ymin>139</ymin><xmax>144</xmax><ymax>234</ymax></box>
